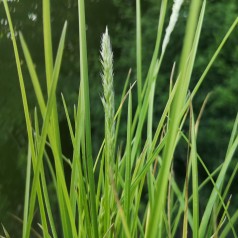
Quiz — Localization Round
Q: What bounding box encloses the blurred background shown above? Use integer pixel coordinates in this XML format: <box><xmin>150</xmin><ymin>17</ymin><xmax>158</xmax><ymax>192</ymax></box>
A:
<box><xmin>0</xmin><ymin>0</ymin><xmax>238</xmax><ymax>236</ymax></box>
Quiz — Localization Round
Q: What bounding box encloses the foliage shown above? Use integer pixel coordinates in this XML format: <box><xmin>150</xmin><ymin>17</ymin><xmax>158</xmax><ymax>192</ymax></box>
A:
<box><xmin>0</xmin><ymin>0</ymin><xmax>238</xmax><ymax>237</ymax></box>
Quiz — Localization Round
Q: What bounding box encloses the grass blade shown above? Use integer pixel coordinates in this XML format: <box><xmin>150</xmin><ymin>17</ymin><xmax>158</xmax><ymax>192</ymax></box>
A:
<box><xmin>190</xmin><ymin>108</ymin><xmax>199</xmax><ymax>238</ymax></box>
<box><xmin>43</xmin><ymin>0</ymin><xmax>53</xmax><ymax>90</ymax></box>
<box><xmin>61</xmin><ymin>93</ymin><xmax>75</xmax><ymax>144</ymax></box>
<box><xmin>124</xmin><ymin>90</ymin><xmax>132</xmax><ymax>231</ymax></box>
<box><xmin>19</xmin><ymin>33</ymin><xmax>46</xmax><ymax>115</ymax></box>
<box><xmin>77</xmin><ymin>0</ymin><xmax>98</xmax><ymax>237</ymax></box>
<box><xmin>136</xmin><ymin>0</ymin><xmax>142</xmax><ymax>107</ymax></box>
<box><xmin>199</xmin><ymin>115</ymin><xmax>238</xmax><ymax>237</ymax></box>
<box><xmin>22</xmin><ymin>143</ymin><xmax>32</xmax><ymax>238</ymax></box>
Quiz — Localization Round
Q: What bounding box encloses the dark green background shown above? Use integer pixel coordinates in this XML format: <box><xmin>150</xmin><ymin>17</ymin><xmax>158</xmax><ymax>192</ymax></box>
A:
<box><xmin>0</xmin><ymin>0</ymin><xmax>238</xmax><ymax>236</ymax></box>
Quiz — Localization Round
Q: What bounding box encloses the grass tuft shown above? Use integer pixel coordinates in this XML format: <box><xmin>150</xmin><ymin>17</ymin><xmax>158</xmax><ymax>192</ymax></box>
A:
<box><xmin>2</xmin><ymin>0</ymin><xmax>238</xmax><ymax>237</ymax></box>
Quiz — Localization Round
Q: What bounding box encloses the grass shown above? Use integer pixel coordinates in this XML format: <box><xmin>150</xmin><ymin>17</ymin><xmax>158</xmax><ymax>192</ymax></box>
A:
<box><xmin>1</xmin><ymin>0</ymin><xmax>238</xmax><ymax>237</ymax></box>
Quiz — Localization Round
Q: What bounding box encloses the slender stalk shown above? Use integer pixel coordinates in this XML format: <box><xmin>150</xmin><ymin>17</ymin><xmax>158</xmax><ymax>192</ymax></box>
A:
<box><xmin>124</xmin><ymin>91</ymin><xmax>132</xmax><ymax>230</ymax></box>
<box><xmin>191</xmin><ymin>108</ymin><xmax>199</xmax><ymax>238</ymax></box>
<box><xmin>101</xmin><ymin>27</ymin><xmax>115</xmax><ymax>236</ymax></box>
<box><xmin>78</xmin><ymin>1</ymin><xmax>98</xmax><ymax>237</ymax></box>
<box><xmin>136</xmin><ymin>0</ymin><xmax>142</xmax><ymax>107</ymax></box>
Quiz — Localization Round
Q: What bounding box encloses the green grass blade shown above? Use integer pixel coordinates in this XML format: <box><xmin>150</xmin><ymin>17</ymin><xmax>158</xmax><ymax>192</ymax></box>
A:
<box><xmin>42</xmin><ymin>2</ymin><xmax>69</xmax><ymax>235</ymax></box>
<box><xmin>115</xmin><ymin>68</ymin><xmax>131</xmax><ymax>147</ymax></box>
<box><xmin>22</xmin><ymin>144</ymin><xmax>32</xmax><ymax>238</ymax></box>
<box><xmin>43</xmin><ymin>0</ymin><xmax>53</xmax><ymax>90</ymax></box>
<box><xmin>110</xmin><ymin>170</ymin><xmax>131</xmax><ymax>238</ymax></box>
<box><xmin>131</xmin><ymin>139</ymin><xmax>165</xmax><ymax>193</ymax></box>
<box><xmin>69</xmin><ymin>61</ymin><xmax>86</xmax><ymax>238</ymax></box>
<box><xmin>43</xmin><ymin>0</ymin><xmax>62</xmax><ymax>164</ymax></box>
<box><xmin>19</xmin><ymin>33</ymin><xmax>46</xmax><ymax>115</ymax></box>
<box><xmin>227</xmin><ymin>114</ymin><xmax>238</xmax><ymax>152</ymax></box>
<box><xmin>150</xmin><ymin>77</ymin><xmax>178</xmax><ymax>153</ymax></box>
<box><xmin>215</xmin><ymin>115</ymin><xmax>238</xmax><ymax>220</ymax></box>
<box><xmin>146</xmin><ymin>66</ymin><xmax>177</xmax><ymax>210</ymax></box>
<box><xmin>182</xmin><ymin>176</ymin><xmax>189</xmax><ymax>238</ymax></box>
<box><xmin>124</xmin><ymin>90</ymin><xmax>132</xmax><ymax>231</ymax></box>
<box><xmin>131</xmin><ymin>174</ymin><xmax>147</xmax><ymax>237</ymax></box>
<box><xmin>136</xmin><ymin>0</ymin><xmax>142</xmax><ymax>107</ymax></box>
<box><xmin>212</xmin><ymin>195</ymin><xmax>232</xmax><ymax>237</ymax></box>
<box><xmin>171</xmin><ymin>177</ymin><xmax>193</xmax><ymax>237</ymax></box>
<box><xmin>198</xmin><ymin>153</ymin><xmax>238</xmax><ymax>238</ymax></box>
<box><xmin>190</xmin><ymin>109</ymin><xmax>199</xmax><ymax>238</ymax></box>
<box><xmin>33</xmin><ymin>109</ymin><xmax>58</xmax><ymax>238</ymax></box>
<box><xmin>78</xmin><ymin>1</ymin><xmax>98</xmax><ymax>236</ymax></box>
<box><xmin>199</xmin><ymin>115</ymin><xmax>238</xmax><ymax>237</ymax></box>
<box><xmin>149</xmin><ymin>0</ymin><xmax>168</xmax><ymax>70</ymax></box>
<box><xmin>218</xmin><ymin>162</ymin><xmax>238</xmax><ymax>212</ymax></box>
<box><xmin>220</xmin><ymin>209</ymin><xmax>238</xmax><ymax>238</ymax></box>
<box><xmin>61</xmin><ymin>93</ymin><xmax>75</xmax><ymax>144</ymax></box>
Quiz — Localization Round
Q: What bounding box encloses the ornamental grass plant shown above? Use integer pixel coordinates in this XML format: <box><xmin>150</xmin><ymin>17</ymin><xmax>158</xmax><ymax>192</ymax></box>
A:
<box><xmin>1</xmin><ymin>0</ymin><xmax>238</xmax><ymax>237</ymax></box>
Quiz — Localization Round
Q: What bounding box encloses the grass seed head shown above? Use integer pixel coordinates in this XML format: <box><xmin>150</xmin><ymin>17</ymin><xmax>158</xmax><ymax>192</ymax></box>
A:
<box><xmin>100</xmin><ymin>27</ymin><xmax>115</xmax><ymax>159</ymax></box>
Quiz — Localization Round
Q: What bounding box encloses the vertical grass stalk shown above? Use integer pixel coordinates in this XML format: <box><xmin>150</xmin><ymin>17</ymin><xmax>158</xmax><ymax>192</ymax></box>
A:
<box><xmin>78</xmin><ymin>0</ymin><xmax>99</xmax><ymax>237</ymax></box>
<box><xmin>101</xmin><ymin>27</ymin><xmax>115</xmax><ymax>236</ymax></box>
<box><xmin>124</xmin><ymin>90</ymin><xmax>132</xmax><ymax>233</ymax></box>
<box><xmin>136</xmin><ymin>0</ymin><xmax>142</xmax><ymax>107</ymax></box>
<box><xmin>42</xmin><ymin>1</ymin><xmax>70</xmax><ymax>236</ymax></box>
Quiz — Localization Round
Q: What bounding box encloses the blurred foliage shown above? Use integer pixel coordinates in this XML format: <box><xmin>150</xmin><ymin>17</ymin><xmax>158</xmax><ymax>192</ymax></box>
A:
<box><xmin>0</xmin><ymin>0</ymin><xmax>237</xmax><ymax>235</ymax></box>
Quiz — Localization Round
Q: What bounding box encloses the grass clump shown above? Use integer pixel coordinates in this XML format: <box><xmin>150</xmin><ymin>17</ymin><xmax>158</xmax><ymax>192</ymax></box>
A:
<box><xmin>1</xmin><ymin>0</ymin><xmax>238</xmax><ymax>237</ymax></box>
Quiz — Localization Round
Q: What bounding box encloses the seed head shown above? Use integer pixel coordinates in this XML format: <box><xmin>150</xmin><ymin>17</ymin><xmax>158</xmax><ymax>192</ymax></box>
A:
<box><xmin>162</xmin><ymin>0</ymin><xmax>184</xmax><ymax>56</ymax></box>
<box><xmin>100</xmin><ymin>27</ymin><xmax>115</xmax><ymax>159</ymax></box>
